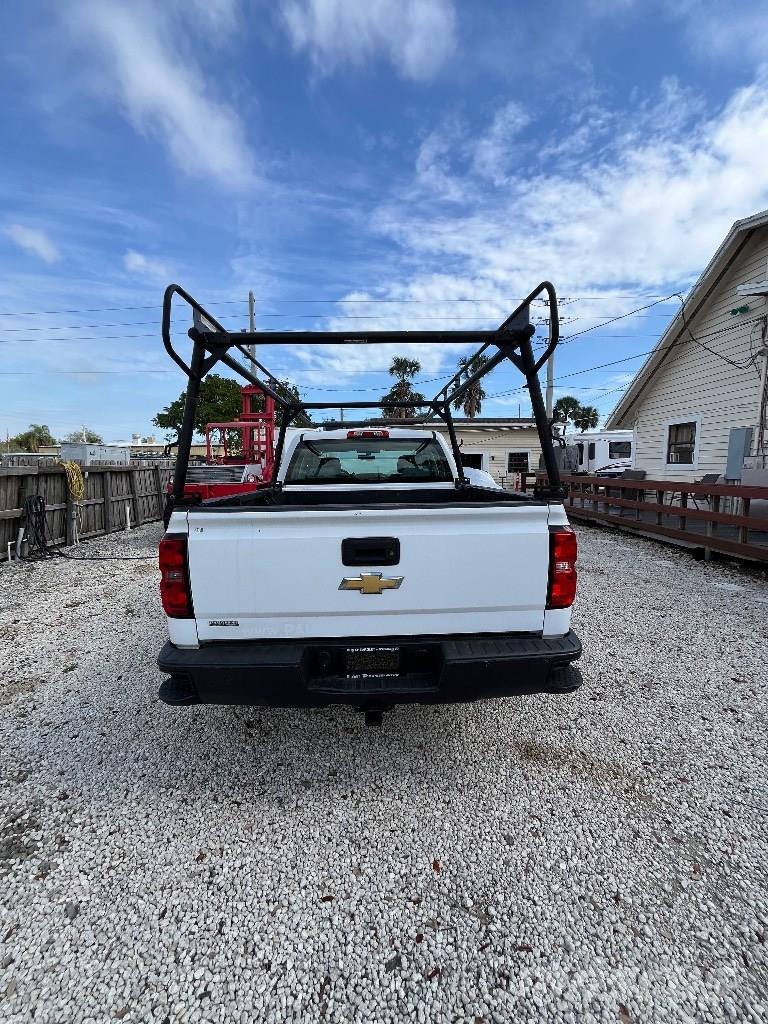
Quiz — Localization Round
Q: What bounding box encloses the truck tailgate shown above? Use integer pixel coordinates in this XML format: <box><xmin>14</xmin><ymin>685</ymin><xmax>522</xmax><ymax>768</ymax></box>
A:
<box><xmin>186</xmin><ymin>504</ymin><xmax>550</xmax><ymax>641</ymax></box>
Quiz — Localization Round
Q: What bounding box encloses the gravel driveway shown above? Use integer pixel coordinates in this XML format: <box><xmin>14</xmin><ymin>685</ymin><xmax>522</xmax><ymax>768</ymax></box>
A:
<box><xmin>1</xmin><ymin>523</ymin><xmax>767</xmax><ymax>1024</ymax></box>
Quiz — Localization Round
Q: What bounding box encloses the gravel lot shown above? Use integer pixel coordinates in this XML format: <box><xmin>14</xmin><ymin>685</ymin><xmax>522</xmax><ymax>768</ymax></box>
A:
<box><xmin>1</xmin><ymin>522</ymin><xmax>767</xmax><ymax>1024</ymax></box>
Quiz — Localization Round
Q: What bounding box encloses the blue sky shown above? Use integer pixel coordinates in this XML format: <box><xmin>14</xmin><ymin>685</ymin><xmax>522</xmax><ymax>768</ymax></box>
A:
<box><xmin>2</xmin><ymin>0</ymin><xmax>768</xmax><ymax>441</ymax></box>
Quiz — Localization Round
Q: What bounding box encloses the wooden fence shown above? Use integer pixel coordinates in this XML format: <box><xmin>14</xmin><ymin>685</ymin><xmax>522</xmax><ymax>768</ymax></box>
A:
<box><xmin>0</xmin><ymin>464</ymin><xmax>173</xmax><ymax>560</ymax></box>
<box><xmin>6</xmin><ymin>464</ymin><xmax>767</xmax><ymax>565</ymax></box>
<box><xmin>560</xmin><ymin>474</ymin><xmax>768</xmax><ymax>563</ymax></box>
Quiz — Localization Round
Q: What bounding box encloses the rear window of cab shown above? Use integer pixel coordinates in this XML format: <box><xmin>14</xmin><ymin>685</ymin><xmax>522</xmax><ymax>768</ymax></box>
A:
<box><xmin>285</xmin><ymin>437</ymin><xmax>452</xmax><ymax>484</ymax></box>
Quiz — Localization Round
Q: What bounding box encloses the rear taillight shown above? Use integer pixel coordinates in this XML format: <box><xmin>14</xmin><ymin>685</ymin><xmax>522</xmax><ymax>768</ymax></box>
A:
<box><xmin>547</xmin><ymin>526</ymin><xmax>577</xmax><ymax>609</ymax></box>
<box><xmin>159</xmin><ymin>535</ymin><xmax>193</xmax><ymax>618</ymax></box>
<box><xmin>347</xmin><ymin>429</ymin><xmax>389</xmax><ymax>438</ymax></box>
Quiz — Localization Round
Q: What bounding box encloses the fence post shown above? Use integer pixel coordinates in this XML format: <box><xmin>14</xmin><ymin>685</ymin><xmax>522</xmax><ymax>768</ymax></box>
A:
<box><xmin>739</xmin><ymin>498</ymin><xmax>750</xmax><ymax>545</ymax></box>
<box><xmin>705</xmin><ymin>493</ymin><xmax>719</xmax><ymax>562</ymax></box>
<box><xmin>65</xmin><ymin>491</ymin><xmax>75</xmax><ymax>546</ymax></box>
<box><xmin>154</xmin><ymin>465</ymin><xmax>165</xmax><ymax>520</ymax></box>
<box><xmin>102</xmin><ymin>471</ymin><xmax>113</xmax><ymax>534</ymax></box>
<box><xmin>680</xmin><ymin>490</ymin><xmax>688</xmax><ymax>532</ymax></box>
<box><xmin>17</xmin><ymin>471</ymin><xmax>36</xmax><ymax>552</ymax></box>
<box><xmin>129</xmin><ymin>469</ymin><xmax>144</xmax><ymax>527</ymax></box>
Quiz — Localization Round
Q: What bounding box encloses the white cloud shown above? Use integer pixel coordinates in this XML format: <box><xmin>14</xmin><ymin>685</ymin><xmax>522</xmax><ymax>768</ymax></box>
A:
<box><xmin>472</xmin><ymin>102</ymin><xmax>529</xmax><ymax>185</ymax></box>
<box><xmin>412</xmin><ymin>101</ymin><xmax>530</xmax><ymax>201</ymax></box>
<box><xmin>61</xmin><ymin>1</ymin><xmax>254</xmax><ymax>189</ymax></box>
<box><xmin>3</xmin><ymin>224</ymin><xmax>60</xmax><ymax>263</ymax></box>
<box><xmin>364</xmin><ymin>77</ymin><xmax>768</xmax><ymax>310</ymax></box>
<box><xmin>279</xmin><ymin>0</ymin><xmax>456</xmax><ymax>80</ymax></box>
<box><xmin>674</xmin><ymin>1</ymin><xmax>768</xmax><ymax>68</ymax></box>
<box><xmin>123</xmin><ymin>249</ymin><xmax>169</xmax><ymax>280</ymax></box>
<box><xmin>414</xmin><ymin>122</ymin><xmax>467</xmax><ymax>201</ymax></box>
<box><xmin>305</xmin><ymin>77</ymin><xmax>768</xmax><ymax>399</ymax></box>
<box><xmin>290</xmin><ymin>337</ymin><xmax>458</xmax><ymax>390</ymax></box>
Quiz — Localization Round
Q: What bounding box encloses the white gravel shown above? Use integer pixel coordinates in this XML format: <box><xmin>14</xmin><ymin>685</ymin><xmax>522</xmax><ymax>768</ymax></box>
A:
<box><xmin>0</xmin><ymin>522</ymin><xmax>767</xmax><ymax>1024</ymax></box>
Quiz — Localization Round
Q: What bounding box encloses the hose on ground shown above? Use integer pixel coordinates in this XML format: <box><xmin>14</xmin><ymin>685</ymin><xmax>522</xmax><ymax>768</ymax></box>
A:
<box><xmin>19</xmin><ymin>493</ymin><xmax>154</xmax><ymax>562</ymax></box>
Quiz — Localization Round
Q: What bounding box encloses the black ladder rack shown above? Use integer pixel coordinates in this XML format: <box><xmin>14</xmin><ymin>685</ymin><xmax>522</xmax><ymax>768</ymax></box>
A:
<box><xmin>160</xmin><ymin>281</ymin><xmax>565</xmax><ymax>510</ymax></box>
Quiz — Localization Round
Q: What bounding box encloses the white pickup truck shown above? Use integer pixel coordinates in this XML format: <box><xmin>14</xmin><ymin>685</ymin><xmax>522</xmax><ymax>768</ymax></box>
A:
<box><xmin>157</xmin><ymin>426</ymin><xmax>581</xmax><ymax>715</ymax></box>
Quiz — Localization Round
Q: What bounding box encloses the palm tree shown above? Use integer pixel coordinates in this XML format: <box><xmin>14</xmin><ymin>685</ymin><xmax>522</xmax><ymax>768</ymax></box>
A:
<box><xmin>573</xmin><ymin>404</ymin><xmax>599</xmax><ymax>433</ymax></box>
<box><xmin>452</xmin><ymin>354</ymin><xmax>488</xmax><ymax>418</ymax></box>
<box><xmin>552</xmin><ymin>395</ymin><xmax>581</xmax><ymax>425</ymax></box>
<box><xmin>382</xmin><ymin>357</ymin><xmax>424</xmax><ymax>419</ymax></box>
<box><xmin>553</xmin><ymin>395</ymin><xmax>599</xmax><ymax>432</ymax></box>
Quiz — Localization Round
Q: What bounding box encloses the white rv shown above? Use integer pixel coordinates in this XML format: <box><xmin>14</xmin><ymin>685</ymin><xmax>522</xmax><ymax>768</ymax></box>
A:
<box><xmin>572</xmin><ymin>430</ymin><xmax>634</xmax><ymax>476</ymax></box>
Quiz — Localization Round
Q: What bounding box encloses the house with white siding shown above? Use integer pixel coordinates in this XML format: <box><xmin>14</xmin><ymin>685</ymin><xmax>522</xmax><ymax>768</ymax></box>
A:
<box><xmin>432</xmin><ymin>418</ymin><xmax>542</xmax><ymax>485</ymax></box>
<box><xmin>606</xmin><ymin>210</ymin><xmax>768</xmax><ymax>482</ymax></box>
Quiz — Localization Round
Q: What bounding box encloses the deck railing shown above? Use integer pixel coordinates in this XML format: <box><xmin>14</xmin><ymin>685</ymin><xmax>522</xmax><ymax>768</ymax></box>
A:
<box><xmin>559</xmin><ymin>474</ymin><xmax>768</xmax><ymax>563</ymax></box>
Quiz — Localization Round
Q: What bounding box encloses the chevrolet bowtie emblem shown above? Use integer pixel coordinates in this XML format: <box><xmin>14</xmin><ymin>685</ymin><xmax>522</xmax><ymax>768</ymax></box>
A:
<box><xmin>339</xmin><ymin>572</ymin><xmax>404</xmax><ymax>595</ymax></box>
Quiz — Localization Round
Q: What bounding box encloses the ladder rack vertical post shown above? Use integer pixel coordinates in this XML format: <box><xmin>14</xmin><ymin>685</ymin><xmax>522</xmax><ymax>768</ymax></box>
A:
<box><xmin>172</xmin><ymin>339</ymin><xmax>206</xmax><ymax>503</ymax></box>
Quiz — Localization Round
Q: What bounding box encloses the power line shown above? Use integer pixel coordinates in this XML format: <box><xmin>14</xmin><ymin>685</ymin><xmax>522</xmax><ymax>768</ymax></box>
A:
<box><xmin>0</xmin><ymin>369</ymin><xmax>453</xmax><ymax>391</ymax></box>
<box><xmin>487</xmin><ymin>349</ymin><xmax>657</xmax><ymax>400</ymax></box>
<box><xmin>1</xmin><ymin>330</ymin><xmax>675</xmax><ymax>347</ymax></box>
<box><xmin>590</xmin><ymin>303</ymin><xmax>766</xmax><ymax>409</ymax></box>
<box><xmin>0</xmin><ymin>333</ymin><xmax>159</xmax><ymax>343</ymax></box>
<box><xmin>0</xmin><ymin>374</ymin><xmax>177</xmax><ymax>378</ymax></box>
<box><xmin>0</xmin><ymin>313</ymin><xmax>579</xmax><ymax>332</ymax></box>
<box><xmin>559</xmin><ymin>294</ymin><xmax>678</xmax><ymax>343</ymax></box>
<box><xmin>547</xmin><ymin>311</ymin><xmax>764</xmax><ymax>412</ymax></box>
<box><xmin>0</xmin><ymin>294</ymin><xmax>680</xmax><ymax>317</ymax></box>
<box><xmin>674</xmin><ymin>292</ymin><xmax>761</xmax><ymax>373</ymax></box>
<box><xmin>486</xmin><ymin>304</ymin><xmax>763</xmax><ymax>402</ymax></box>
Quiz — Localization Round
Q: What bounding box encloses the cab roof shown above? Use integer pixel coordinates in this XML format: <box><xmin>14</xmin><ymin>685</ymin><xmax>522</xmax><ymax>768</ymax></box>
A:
<box><xmin>298</xmin><ymin>427</ymin><xmax>438</xmax><ymax>441</ymax></box>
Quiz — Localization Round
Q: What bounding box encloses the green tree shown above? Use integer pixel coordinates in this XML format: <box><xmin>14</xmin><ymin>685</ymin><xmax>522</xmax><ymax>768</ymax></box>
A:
<box><xmin>62</xmin><ymin>427</ymin><xmax>103</xmax><ymax>443</ymax></box>
<box><xmin>153</xmin><ymin>373</ymin><xmax>306</xmax><ymax>442</ymax></box>
<box><xmin>382</xmin><ymin>357</ymin><xmax>424</xmax><ymax>420</ymax></box>
<box><xmin>153</xmin><ymin>373</ymin><xmax>244</xmax><ymax>441</ymax></box>
<box><xmin>452</xmin><ymin>353</ymin><xmax>488</xmax><ymax>418</ymax></box>
<box><xmin>10</xmin><ymin>423</ymin><xmax>57</xmax><ymax>452</ymax></box>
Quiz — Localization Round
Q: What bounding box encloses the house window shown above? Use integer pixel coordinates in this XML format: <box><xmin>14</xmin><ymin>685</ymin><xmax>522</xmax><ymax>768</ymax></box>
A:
<box><xmin>576</xmin><ymin>442</ymin><xmax>584</xmax><ymax>465</ymax></box>
<box><xmin>609</xmin><ymin>441</ymin><xmax>632</xmax><ymax>459</ymax></box>
<box><xmin>507</xmin><ymin>452</ymin><xmax>529</xmax><ymax>473</ymax></box>
<box><xmin>666</xmin><ymin>422</ymin><xmax>696</xmax><ymax>464</ymax></box>
<box><xmin>588</xmin><ymin>442</ymin><xmax>595</xmax><ymax>461</ymax></box>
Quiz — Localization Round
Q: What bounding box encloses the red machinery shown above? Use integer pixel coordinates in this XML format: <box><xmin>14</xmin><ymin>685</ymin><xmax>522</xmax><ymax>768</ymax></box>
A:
<box><xmin>205</xmin><ymin>385</ymin><xmax>276</xmax><ymax>471</ymax></box>
<box><xmin>169</xmin><ymin>385</ymin><xmax>277</xmax><ymax>503</ymax></box>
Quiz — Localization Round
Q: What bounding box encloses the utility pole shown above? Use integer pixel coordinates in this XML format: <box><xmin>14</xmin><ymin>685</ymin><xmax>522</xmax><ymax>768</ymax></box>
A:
<box><xmin>540</xmin><ymin>315</ymin><xmax>554</xmax><ymax>420</ymax></box>
<box><xmin>247</xmin><ymin>290</ymin><xmax>256</xmax><ymax>366</ymax></box>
